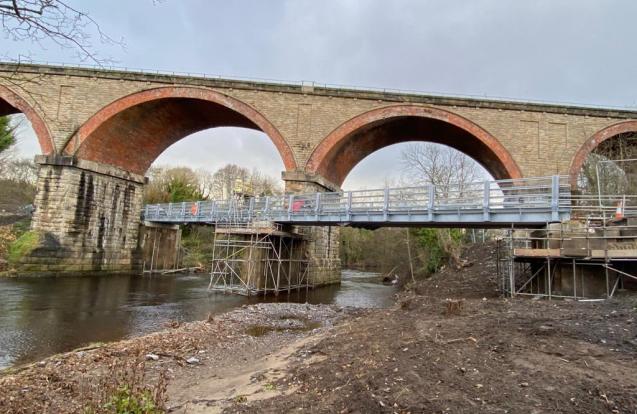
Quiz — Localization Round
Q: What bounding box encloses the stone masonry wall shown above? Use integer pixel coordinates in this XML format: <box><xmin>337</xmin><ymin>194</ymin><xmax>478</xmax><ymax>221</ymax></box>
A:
<box><xmin>1</xmin><ymin>64</ymin><xmax>635</xmax><ymax>181</ymax></box>
<box><xmin>22</xmin><ymin>156</ymin><xmax>144</xmax><ymax>274</ymax></box>
<box><xmin>285</xmin><ymin>175</ymin><xmax>341</xmax><ymax>287</ymax></box>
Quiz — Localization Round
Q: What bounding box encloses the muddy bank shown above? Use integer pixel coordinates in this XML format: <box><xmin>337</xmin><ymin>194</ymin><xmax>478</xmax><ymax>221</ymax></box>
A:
<box><xmin>0</xmin><ymin>302</ymin><xmax>356</xmax><ymax>413</ymax></box>
<box><xmin>227</xmin><ymin>243</ymin><xmax>637</xmax><ymax>413</ymax></box>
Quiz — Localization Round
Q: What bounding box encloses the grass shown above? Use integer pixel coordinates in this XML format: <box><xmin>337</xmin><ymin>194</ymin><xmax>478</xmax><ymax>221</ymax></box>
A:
<box><xmin>7</xmin><ymin>230</ymin><xmax>40</xmax><ymax>265</ymax></box>
<box><xmin>263</xmin><ymin>382</ymin><xmax>277</xmax><ymax>391</ymax></box>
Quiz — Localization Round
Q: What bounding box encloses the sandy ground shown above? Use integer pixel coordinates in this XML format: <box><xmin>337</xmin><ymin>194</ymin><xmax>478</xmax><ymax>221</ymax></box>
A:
<box><xmin>1</xmin><ymin>242</ymin><xmax>636</xmax><ymax>413</ymax></box>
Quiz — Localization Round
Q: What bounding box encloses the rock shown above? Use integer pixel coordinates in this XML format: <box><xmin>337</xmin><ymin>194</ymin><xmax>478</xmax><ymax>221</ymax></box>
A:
<box><xmin>186</xmin><ymin>357</ymin><xmax>200</xmax><ymax>364</ymax></box>
<box><xmin>145</xmin><ymin>353</ymin><xmax>159</xmax><ymax>361</ymax></box>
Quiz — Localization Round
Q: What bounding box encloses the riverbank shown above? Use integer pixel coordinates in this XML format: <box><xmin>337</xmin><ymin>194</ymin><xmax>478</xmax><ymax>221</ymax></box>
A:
<box><xmin>0</xmin><ymin>269</ymin><xmax>395</xmax><ymax>370</ymax></box>
<box><xmin>1</xmin><ymin>242</ymin><xmax>636</xmax><ymax>413</ymax></box>
<box><xmin>0</xmin><ymin>302</ymin><xmax>356</xmax><ymax>413</ymax></box>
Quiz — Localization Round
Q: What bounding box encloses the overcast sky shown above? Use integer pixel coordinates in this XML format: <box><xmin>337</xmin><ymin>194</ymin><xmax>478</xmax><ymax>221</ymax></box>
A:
<box><xmin>5</xmin><ymin>0</ymin><xmax>637</xmax><ymax>189</ymax></box>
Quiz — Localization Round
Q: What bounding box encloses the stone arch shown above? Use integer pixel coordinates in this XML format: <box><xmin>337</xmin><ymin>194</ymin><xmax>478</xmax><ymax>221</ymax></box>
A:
<box><xmin>0</xmin><ymin>85</ymin><xmax>55</xmax><ymax>154</ymax></box>
<box><xmin>306</xmin><ymin>104</ymin><xmax>522</xmax><ymax>186</ymax></box>
<box><xmin>64</xmin><ymin>86</ymin><xmax>297</xmax><ymax>175</ymax></box>
<box><xmin>569</xmin><ymin>120</ymin><xmax>637</xmax><ymax>188</ymax></box>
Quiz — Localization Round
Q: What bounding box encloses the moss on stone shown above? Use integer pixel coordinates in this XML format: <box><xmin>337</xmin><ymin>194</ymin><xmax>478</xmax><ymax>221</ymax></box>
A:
<box><xmin>7</xmin><ymin>231</ymin><xmax>41</xmax><ymax>266</ymax></box>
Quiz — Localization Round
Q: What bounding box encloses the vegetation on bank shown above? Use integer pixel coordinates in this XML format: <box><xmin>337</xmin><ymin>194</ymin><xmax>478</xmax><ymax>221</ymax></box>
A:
<box><xmin>84</xmin><ymin>360</ymin><xmax>167</xmax><ymax>414</ymax></box>
<box><xmin>0</xmin><ymin>219</ymin><xmax>32</xmax><ymax>271</ymax></box>
<box><xmin>340</xmin><ymin>227</ymin><xmax>469</xmax><ymax>278</ymax></box>
<box><xmin>6</xmin><ymin>229</ymin><xmax>39</xmax><ymax>266</ymax></box>
<box><xmin>179</xmin><ymin>225</ymin><xmax>216</xmax><ymax>268</ymax></box>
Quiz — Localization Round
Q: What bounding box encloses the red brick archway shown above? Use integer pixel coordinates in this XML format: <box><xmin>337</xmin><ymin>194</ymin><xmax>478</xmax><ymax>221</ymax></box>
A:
<box><xmin>569</xmin><ymin>120</ymin><xmax>637</xmax><ymax>188</ymax></box>
<box><xmin>306</xmin><ymin>105</ymin><xmax>522</xmax><ymax>186</ymax></box>
<box><xmin>0</xmin><ymin>85</ymin><xmax>55</xmax><ymax>154</ymax></box>
<box><xmin>64</xmin><ymin>87</ymin><xmax>296</xmax><ymax>175</ymax></box>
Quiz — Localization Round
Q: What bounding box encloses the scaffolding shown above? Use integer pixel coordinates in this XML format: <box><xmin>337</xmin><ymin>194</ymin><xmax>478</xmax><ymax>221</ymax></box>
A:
<box><xmin>208</xmin><ymin>222</ymin><xmax>311</xmax><ymax>296</ymax></box>
<box><xmin>497</xmin><ymin>219</ymin><xmax>637</xmax><ymax>300</ymax></box>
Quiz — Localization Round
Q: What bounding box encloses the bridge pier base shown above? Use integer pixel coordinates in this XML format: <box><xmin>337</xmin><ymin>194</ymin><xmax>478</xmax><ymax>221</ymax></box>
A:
<box><xmin>283</xmin><ymin>171</ymin><xmax>341</xmax><ymax>286</ymax></box>
<box><xmin>15</xmin><ymin>155</ymin><xmax>144</xmax><ymax>275</ymax></box>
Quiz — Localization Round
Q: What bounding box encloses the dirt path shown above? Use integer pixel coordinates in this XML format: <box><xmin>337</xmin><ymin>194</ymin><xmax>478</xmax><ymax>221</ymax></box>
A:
<box><xmin>169</xmin><ymin>334</ymin><xmax>324</xmax><ymax>413</ymax></box>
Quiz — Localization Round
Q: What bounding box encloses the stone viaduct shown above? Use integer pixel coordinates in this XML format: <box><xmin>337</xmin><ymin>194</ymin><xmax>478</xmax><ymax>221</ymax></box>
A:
<box><xmin>1</xmin><ymin>62</ymin><xmax>636</xmax><ymax>279</ymax></box>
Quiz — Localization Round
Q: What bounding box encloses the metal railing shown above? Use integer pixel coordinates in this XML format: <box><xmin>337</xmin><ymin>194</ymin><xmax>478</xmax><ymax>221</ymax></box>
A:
<box><xmin>142</xmin><ymin>176</ymin><xmax>587</xmax><ymax>227</ymax></box>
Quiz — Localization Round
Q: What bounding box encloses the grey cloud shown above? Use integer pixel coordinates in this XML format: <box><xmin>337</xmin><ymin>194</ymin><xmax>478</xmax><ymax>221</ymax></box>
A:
<box><xmin>4</xmin><ymin>0</ymin><xmax>637</xmax><ymax>188</ymax></box>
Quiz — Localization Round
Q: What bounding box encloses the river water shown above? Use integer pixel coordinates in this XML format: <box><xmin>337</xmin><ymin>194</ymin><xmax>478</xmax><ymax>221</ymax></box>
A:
<box><xmin>0</xmin><ymin>269</ymin><xmax>396</xmax><ymax>370</ymax></box>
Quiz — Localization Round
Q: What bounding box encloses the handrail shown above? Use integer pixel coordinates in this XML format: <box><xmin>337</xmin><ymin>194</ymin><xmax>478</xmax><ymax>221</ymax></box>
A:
<box><xmin>142</xmin><ymin>175</ymin><xmax>585</xmax><ymax>226</ymax></box>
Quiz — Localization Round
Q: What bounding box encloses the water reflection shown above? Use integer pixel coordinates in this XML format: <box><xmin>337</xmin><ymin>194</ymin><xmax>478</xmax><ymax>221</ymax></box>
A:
<box><xmin>0</xmin><ymin>269</ymin><xmax>395</xmax><ymax>369</ymax></box>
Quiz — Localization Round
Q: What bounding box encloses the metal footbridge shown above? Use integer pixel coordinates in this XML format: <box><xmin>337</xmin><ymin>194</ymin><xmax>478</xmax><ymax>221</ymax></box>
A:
<box><xmin>143</xmin><ymin>175</ymin><xmax>589</xmax><ymax>228</ymax></box>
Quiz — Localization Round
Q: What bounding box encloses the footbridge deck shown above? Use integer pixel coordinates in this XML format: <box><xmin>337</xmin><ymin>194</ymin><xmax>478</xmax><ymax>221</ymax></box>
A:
<box><xmin>143</xmin><ymin>176</ymin><xmax>603</xmax><ymax>228</ymax></box>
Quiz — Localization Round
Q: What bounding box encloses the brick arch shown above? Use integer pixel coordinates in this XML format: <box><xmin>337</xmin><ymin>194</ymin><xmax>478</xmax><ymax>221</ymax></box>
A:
<box><xmin>306</xmin><ymin>104</ymin><xmax>522</xmax><ymax>186</ymax></box>
<box><xmin>64</xmin><ymin>86</ymin><xmax>296</xmax><ymax>175</ymax></box>
<box><xmin>569</xmin><ymin>120</ymin><xmax>637</xmax><ymax>188</ymax></box>
<box><xmin>0</xmin><ymin>85</ymin><xmax>55</xmax><ymax>154</ymax></box>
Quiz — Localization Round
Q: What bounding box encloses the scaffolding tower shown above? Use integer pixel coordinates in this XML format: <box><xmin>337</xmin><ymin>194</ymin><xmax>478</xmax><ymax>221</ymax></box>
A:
<box><xmin>208</xmin><ymin>222</ymin><xmax>311</xmax><ymax>296</ymax></box>
<box><xmin>497</xmin><ymin>220</ymin><xmax>637</xmax><ymax>300</ymax></box>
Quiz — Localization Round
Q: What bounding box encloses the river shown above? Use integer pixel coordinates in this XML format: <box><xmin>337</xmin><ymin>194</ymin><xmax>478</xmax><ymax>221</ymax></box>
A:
<box><xmin>0</xmin><ymin>269</ymin><xmax>396</xmax><ymax>370</ymax></box>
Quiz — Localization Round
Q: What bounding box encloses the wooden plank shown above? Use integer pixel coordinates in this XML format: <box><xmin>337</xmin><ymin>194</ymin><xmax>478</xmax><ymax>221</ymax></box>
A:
<box><xmin>214</xmin><ymin>227</ymin><xmax>305</xmax><ymax>239</ymax></box>
<box><xmin>590</xmin><ymin>249</ymin><xmax>637</xmax><ymax>259</ymax></box>
<box><xmin>513</xmin><ymin>248</ymin><xmax>561</xmax><ymax>257</ymax></box>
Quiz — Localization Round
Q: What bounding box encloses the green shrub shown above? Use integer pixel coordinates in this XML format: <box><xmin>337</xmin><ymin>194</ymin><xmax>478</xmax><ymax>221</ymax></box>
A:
<box><xmin>7</xmin><ymin>230</ymin><xmax>40</xmax><ymax>265</ymax></box>
<box><xmin>102</xmin><ymin>386</ymin><xmax>163</xmax><ymax>414</ymax></box>
<box><xmin>415</xmin><ymin>228</ymin><xmax>465</xmax><ymax>273</ymax></box>
<box><xmin>84</xmin><ymin>360</ymin><xmax>168</xmax><ymax>414</ymax></box>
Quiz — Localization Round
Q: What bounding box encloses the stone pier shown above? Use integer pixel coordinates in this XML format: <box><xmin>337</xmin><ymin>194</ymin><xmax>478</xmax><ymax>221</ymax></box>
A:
<box><xmin>283</xmin><ymin>171</ymin><xmax>341</xmax><ymax>286</ymax></box>
<box><xmin>16</xmin><ymin>155</ymin><xmax>145</xmax><ymax>274</ymax></box>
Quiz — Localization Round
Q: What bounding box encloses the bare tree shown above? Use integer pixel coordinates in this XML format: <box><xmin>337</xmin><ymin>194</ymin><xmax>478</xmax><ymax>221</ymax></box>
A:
<box><xmin>144</xmin><ymin>164</ymin><xmax>282</xmax><ymax>203</ymax></box>
<box><xmin>401</xmin><ymin>143</ymin><xmax>487</xmax><ymax>267</ymax></box>
<box><xmin>401</xmin><ymin>143</ymin><xmax>485</xmax><ymax>197</ymax></box>
<box><xmin>209</xmin><ymin>164</ymin><xmax>281</xmax><ymax>199</ymax></box>
<box><xmin>577</xmin><ymin>132</ymin><xmax>637</xmax><ymax>198</ymax></box>
<box><xmin>0</xmin><ymin>0</ymin><xmax>120</xmax><ymax>64</ymax></box>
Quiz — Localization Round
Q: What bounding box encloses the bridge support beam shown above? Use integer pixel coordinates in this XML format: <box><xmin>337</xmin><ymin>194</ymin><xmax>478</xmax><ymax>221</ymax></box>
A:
<box><xmin>283</xmin><ymin>171</ymin><xmax>341</xmax><ymax>286</ymax></box>
<box><xmin>16</xmin><ymin>155</ymin><xmax>145</xmax><ymax>275</ymax></box>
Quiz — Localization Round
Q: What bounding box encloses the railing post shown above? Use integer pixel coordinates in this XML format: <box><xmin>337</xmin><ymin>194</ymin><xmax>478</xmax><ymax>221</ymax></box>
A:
<box><xmin>167</xmin><ymin>203</ymin><xmax>172</xmax><ymax>220</ymax></box>
<box><xmin>383</xmin><ymin>187</ymin><xmax>389</xmax><ymax>221</ymax></box>
<box><xmin>181</xmin><ymin>202</ymin><xmax>186</xmax><ymax>222</ymax></box>
<box><xmin>196</xmin><ymin>201</ymin><xmax>201</xmax><ymax>221</ymax></box>
<box><xmin>210</xmin><ymin>200</ymin><xmax>216</xmax><ymax>221</ymax></box>
<box><xmin>248</xmin><ymin>197</ymin><xmax>254</xmax><ymax>220</ymax></box>
<box><xmin>288</xmin><ymin>194</ymin><xmax>294</xmax><ymax>220</ymax></box>
<box><xmin>551</xmin><ymin>175</ymin><xmax>560</xmax><ymax>221</ymax></box>
<box><xmin>346</xmin><ymin>191</ymin><xmax>352</xmax><ymax>221</ymax></box>
<box><xmin>144</xmin><ymin>204</ymin><xmax>149</xmax><ymax>220</ymax></box>
<box><xmin>264</xmin><ymin>196</ymin><xmax>270</xmax><ymax>220</ymax></box>
<box><xmin>427</xmin><ymin>185</ymin><xmax>435</xmax><ymax>221</ymax></box>
<box><xmin>483</xmin><ymin>181</ymin><xmax>490</xmax><ymax>221</ymax></box>
<box><xmin>315</xmin><ymin>192</ymin><xmax>321</xmax><ymax>221</ymax></box>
